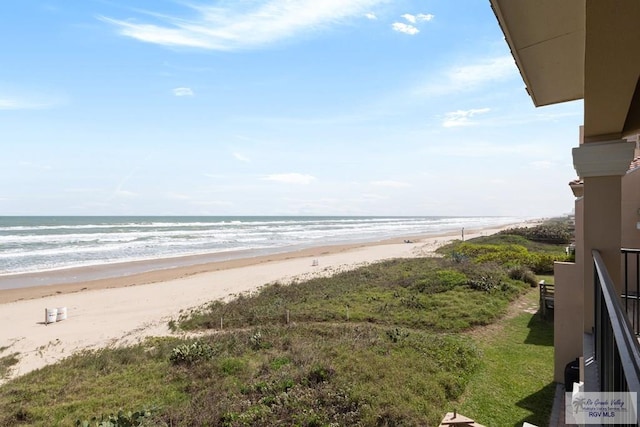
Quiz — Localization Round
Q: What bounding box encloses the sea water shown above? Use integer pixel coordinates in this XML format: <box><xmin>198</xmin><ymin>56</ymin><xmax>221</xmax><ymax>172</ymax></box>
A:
<box><xmin>0</xmin><ymin>216</ymin><xmax>521</xmax><ymax>288</ymax></box>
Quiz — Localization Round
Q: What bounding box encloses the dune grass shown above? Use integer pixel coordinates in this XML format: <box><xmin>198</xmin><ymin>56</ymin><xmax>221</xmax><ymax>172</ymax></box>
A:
<box><xmin>178</xmin><ymin>257</ymin><xmax>526</xmax><ymax>333</ymax></box>
<box><xmin>0</xmin><ymin>353</ymin><xmax>19</xmax><ymax>380</ymax></box>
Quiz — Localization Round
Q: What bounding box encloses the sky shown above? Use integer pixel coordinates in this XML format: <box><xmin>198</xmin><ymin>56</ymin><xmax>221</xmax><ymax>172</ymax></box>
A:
<box><xmin>0</xmin><ymin>0</ymin><xmax>583</xmax><ymax>217</ymax></box>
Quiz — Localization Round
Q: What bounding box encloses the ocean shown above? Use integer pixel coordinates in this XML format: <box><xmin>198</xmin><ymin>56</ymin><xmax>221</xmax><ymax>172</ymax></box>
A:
<box><xmin>0</xmin><ymin>216</ymin><xmax>520</xmax><ymax>289</ymax></box>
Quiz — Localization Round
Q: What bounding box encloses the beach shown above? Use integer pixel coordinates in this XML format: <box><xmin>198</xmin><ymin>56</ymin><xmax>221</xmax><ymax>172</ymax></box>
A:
<box><xmin>0</xmin><ymin>223</ymin><xmax>530</xmax><ymax>384</ymax></box>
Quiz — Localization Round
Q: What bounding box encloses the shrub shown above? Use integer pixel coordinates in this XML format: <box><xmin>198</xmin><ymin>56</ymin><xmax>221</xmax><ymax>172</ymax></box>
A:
<box><xmin>527</xmin><ymin>252</ymin><xmax>557</xmax><ymax>275</ymax></box>
<box><xmin>169</xmin><ymin>340</ymin><xmax>214</xmax><ymax>365</ymax></box>
<box><xmin>499</xmin><ymin>221</ymin><xmax>572</xmax><ymax>244</ymax></box>
<box><xmin>508</xmin><ymin>266</ymin><xmax>538</xmax><ymax>287</ymax></box>
<box><xmin>458</xmin><ymin>262</ymin><xmax>507</xmax><ymax>293</ymax></box>
<box><xmin>306</xmin><ymin>365</ymin><xmax>335</xmax><ymax>385</ymax></box>
<box><xmin>385</xmin><ymin>327</ymin><xmax>410</xmax><ymax>343</ymax></box>
<box><xmin>446</xmin><ymin>242</ymin><xmax>570</xmax><ymax>275</ymax></box>
<box><xmin>75</xmin><ymin>408</ymin><xmax>157</xmax><ymax>427</ymax></box>
<box><xmin>472</xmin><ymin>245</ymin><xmax>529</xmax><ymax>267</ymax></box>
<box><xmin>250</xmin><ymin>330</ymin><xmax>271</xmax><ymax>350</ymax></box>
<box><xmin>415</xmin><ymin>269</ymin><xmax>468</xmax><ymax>294</ymax></box>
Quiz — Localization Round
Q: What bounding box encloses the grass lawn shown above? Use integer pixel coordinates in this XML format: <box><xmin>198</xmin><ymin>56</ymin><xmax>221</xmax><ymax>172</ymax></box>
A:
<box><xmin>457</xmin><ymin>289</ymin><xmax>555</xmax><ymax>427</ymax></box>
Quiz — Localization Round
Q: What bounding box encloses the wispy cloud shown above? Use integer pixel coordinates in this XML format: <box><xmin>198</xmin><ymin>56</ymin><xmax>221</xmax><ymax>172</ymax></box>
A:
<box><xmin>233</xmin><ymin>152</ymin><xmax>251</xmax><ymax>162</ymax></box>
<box><xmin>417</xmin><ymin>56</ymin><xmax>517</xmax><ymax>96</ymax></box>
<box><xmin>442</xmin><ymin>108</ymin><xmax>490</xmax><ymax>127</ymax></box>
<box><xmin>262</xmin><ymin>173</ymin><xmax>316</xmax><ymax>184</ymax></box>
<box><xmin>401</xmin><ymin>13</ymin><xmax>433</xmax><ymax>24</ymax></box>
<box><xmin>365</xmin><ymin>12</ymin><xmax>377</xmax><ymax>20</ymax></box>
<box><xmin>416</xmin><ymin>13</ymin><xmax>434</xmax><ymax>22</ymax></box>
<box><xmin>101</xmin><ymin>0</ymin><xmax>387</xmax><ymax>51</ymax></box>
<box><xmin>392</xmin><ymin>12</ymin><xmax>433</xmax><ymax>35</ymax></box>
<box><xmin>173</xmin><ymin>87</ymin><xmax>194</xmax><ymax>96</ymax></box>
<box><xmin>392</xmin><ymin>22</ymin><xmax>419</xmax><ymax>35</ymax></box>
<box><xmin>0</xmin><ymin>97</ymin><xmax>58</xmax><ymax>110</ymax></box>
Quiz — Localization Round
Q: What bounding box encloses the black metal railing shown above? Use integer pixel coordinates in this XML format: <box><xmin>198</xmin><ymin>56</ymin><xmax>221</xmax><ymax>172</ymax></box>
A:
<box><xmin>593</xmin><ymin>249</ymin><xmax>640</xmax><ymax>394</ymax></box>
<box><xmin>622</xmin><ymin>248</ymin><xmax>640</xmax><ymax>335</ymax></box>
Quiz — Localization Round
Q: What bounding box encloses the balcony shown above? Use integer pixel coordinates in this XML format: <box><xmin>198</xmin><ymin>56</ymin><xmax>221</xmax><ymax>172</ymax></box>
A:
<box><xmin>591</xmin><ymin>249</ymin><xmax>640</xmax><ymax>403</ymax></box>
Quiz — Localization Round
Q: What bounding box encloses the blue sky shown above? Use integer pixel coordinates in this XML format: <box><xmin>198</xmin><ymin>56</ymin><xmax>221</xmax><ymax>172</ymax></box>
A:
<box><xmin>1</xmin><ymin>0</ymin><xmax>582</xmax><ymax>217</ymax></box>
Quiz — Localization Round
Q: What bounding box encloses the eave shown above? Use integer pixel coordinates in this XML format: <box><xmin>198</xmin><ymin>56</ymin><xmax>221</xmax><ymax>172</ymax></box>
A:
<box><xmin>489</xmin><ymin>0</ymin><xmax>585</xmax><ymax>107</ymax></box>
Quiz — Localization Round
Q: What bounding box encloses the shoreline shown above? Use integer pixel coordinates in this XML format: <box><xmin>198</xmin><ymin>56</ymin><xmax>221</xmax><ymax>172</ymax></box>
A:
<box><xmin>0</xmin><ymin>231</ymin><xmax>464</xmax><ymax>304</ymax></box>
<box><xmin>0</xmin><ymin>222</ymin><xmax>533</xmax><ymax>384</ymax></box>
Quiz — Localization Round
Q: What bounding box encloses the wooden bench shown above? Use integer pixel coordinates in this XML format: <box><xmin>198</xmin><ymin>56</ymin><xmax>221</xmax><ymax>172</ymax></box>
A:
<box><xmin>539</xmin><ymin>280</ymin><xmax>554</xmax><ymax>319</ymax></box>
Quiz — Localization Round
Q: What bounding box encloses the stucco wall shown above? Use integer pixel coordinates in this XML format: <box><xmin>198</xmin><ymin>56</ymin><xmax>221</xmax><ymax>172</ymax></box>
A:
<box><xmin>553</xmin><ymin>197</ymin><xmax>584</xmax><ymax>383</ymax></box>
<box><xmin>554</xmin><ymin>261</ymin><xmax>583</xmax><ymax>383</ymax></box>
<box><xmin>622</xmin><ymin>169</ymin><xmax>640</xmax><ymax>248</ymax></box>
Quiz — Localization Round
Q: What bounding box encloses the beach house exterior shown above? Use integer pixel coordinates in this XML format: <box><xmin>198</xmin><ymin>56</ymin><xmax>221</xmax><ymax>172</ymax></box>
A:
<box><xmin>489</xmin><ymin>0</ymin><xmax>640</xmax><ymax>401</ymax></box>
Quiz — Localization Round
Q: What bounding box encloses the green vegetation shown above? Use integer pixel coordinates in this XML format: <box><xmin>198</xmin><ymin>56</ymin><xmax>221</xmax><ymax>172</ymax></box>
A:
<box><xmin>498</xmin><ymin>218</ymin><xmax>573</xmax><ymax>245</ymax></box>
<box><xmin>0</xmin><ymin>353</ymin><xmax>19</xmax><ymax>379</ymax></box>
<box><xmin>438</xmin><ymin>219</ymin><xmax>574</xmax><ymax>275</ymax></box>
<box><xmin>0</xmin><ymin>223</ymin><xmax>564</xmax><ymax>426</ymax></box>
<box><xmin>459</xmin><ymin>290</ymin><xmax>555</xmax><ymax>426</ymax></box>
<box><xmin>178</xmin><ymin>257</ymin><xmax>526</xmax><ymax>333</ymax></box>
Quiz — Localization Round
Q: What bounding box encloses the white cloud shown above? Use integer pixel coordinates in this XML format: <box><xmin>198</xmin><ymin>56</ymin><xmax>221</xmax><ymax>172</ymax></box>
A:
<box><xmin>401</xmin><ymin>13</ymin><xmax>416</xmax><ymax>23</ymax></box>
<box><xmin>371</xmin><ymin>180</ymin><xmax>411</xmax><ymax>188</ymax></box>
<box><xmin>418</xmin><ymin>56</ymin><xmax>517</xmax><ymax>96</ymax></box>
<box><xmin>449</xmin><ymin>57</ymin><xmax>514</xmax><ymax>86</ymax></box>
<box><xmin>262</xmin><ymin>173</ymin><xmax>316</xmax><ymax>184</ymax></box>
<box><xmin>173</xmin><ymin>87</ymin><xmax>194</xmax><ymax>96</ymax></box>
<box><xmin>416</xmin><ymin>13</ymin><xmax>434</xmax><ymax>22</ymax></box>
<box><xmin>442</xmin><ymin>108</ymin><xmax>491</xmax><ymax>127</ymax></box>
<box><xmin>401</xmin><ymin>13</ymin><xmax>433</xmax><ymax>24</ymax></box>
<box><xmin>365</xmin><ymin>12</ymin><xmax>377</xmax><ymax>20</ymax></box>
<box><xmin>392</xmin><ymin>22</ymin><xmax>419</xmax><ymax>35</ymax></box>
<box><xmin>101</xmin><ymin>0</ymin><xmax>387</xmax><ymax>51</ymax></box>
<box><xmin>233</xmin><ymin>152</ymin><xmax>251</xmax><ymax>162</ymax></box>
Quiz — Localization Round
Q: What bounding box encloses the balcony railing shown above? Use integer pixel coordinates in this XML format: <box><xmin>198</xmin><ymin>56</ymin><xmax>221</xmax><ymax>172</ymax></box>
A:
<box><xmin>593</xmin><ymin>249</ymin><xmax>640</xmax><ymax>394</ymax></box>
<box><xmin>622</xmin><ymin>248</ymin><xmax>640</xmax><ymax>336</ymax></box>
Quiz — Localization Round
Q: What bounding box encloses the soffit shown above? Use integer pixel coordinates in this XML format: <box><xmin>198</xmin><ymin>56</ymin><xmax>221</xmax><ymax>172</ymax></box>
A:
<box><xmin>583</xmin><ymin>1</ymin><xmax>640</xmax><ymax>138</ymax></box>
<box><xmin>490</xmin><ymin>0</ymin><xmax>585</xmax><ymax>107</ymax></box>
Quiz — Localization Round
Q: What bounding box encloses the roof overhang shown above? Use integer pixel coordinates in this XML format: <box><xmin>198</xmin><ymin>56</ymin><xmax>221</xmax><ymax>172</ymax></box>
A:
<box><xmin>490</xmin><ymin>0</ymin><xmax>585</xmax><ymax>107</ymax></box>
<box><xmin>490</xmin><ymin>0</ymin><xmax>640</xmax><ymax>139</ymax></box>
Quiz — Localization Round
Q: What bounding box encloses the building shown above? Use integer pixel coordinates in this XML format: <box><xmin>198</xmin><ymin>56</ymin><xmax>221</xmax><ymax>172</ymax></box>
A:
<box><xmin>489</xmin><ymin>0</ymin><xmax>640</xmax><ymax>403</ymax></box>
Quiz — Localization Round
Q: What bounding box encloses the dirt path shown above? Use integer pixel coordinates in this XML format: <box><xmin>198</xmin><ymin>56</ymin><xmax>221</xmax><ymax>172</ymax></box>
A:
<box><xmin>463</xmin><ymin>287</ymin><xmax>540</xmax><ymax>341</ymax></box>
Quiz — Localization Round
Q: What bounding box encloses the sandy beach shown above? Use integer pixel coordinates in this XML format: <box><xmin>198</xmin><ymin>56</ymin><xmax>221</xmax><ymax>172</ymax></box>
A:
<box><xmin>0</xmin><ymin>223</ymin><xmax>530</xmax><ymax>384</ymax></box>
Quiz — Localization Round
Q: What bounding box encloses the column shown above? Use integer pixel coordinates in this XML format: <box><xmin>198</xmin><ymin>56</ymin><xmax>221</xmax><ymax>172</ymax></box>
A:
<box><xmin>573</xmin><ymin>139</ymin><xmax>635</xmax><ymax>332</ymax></box>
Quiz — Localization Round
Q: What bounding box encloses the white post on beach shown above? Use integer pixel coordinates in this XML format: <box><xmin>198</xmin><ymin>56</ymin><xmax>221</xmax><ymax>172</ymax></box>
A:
<box><xmin>220</xmin><ymin>317</ymin><xmax>223</xmax><ymax>330</ymax></box>
<box><xmin>462</xmin><ymin>227</ymin><xmax>464</xmax><ymax>241</ymax></box>
<box><xmin>286</xmin><ymin>309</ymin><xmax>290</xmax><ymax>324</ymax></box>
